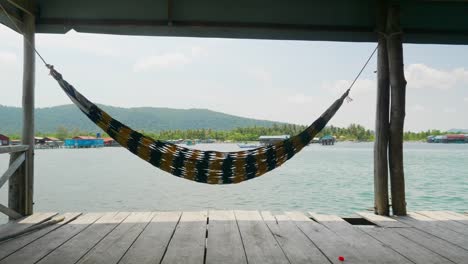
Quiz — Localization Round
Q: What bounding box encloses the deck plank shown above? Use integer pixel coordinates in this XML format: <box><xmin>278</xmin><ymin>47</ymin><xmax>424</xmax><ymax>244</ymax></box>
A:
<box><xmin>0</xmin><ymin>212</ymin><xmax>58</xmax><ymax>238</ymax></box>
<box><xmin>360</xmin><ymin>227</ymin><xmax>453</xmax><ymax>264</ymax></box>
<box><xmin>443</xmin><ymin>211</ymin><xmax>468</xmax><ymax>226</ymax></box>
<box><xmin>262</xmin><ymin>212</ymin><xmax>331</xmax><ymax>264</ymax></box>
<box><xmin>119</xmin><ymin>212</ymin><xmax>181</xmax><ymax>264</ymax></box>
<box><xmin>395</xmin><ymin>227</ymin><xmax>468</xmax><ymax>264</ymax></box>
<box><xmin>414</xmin><ymin>211</ymin><xmax>468</xmax><ymax>236</ymax></box>
<box><xmin>206</xmin><ymin>210</ymin><xmax>247</xmax><ymax>264</ymax></box>
<box><xmin>161</xmin><ymin>211</ymin><xmax>208</xmax><ymax>264</ymax></box>
<box><xmin>0</xmin><ymin>212</ymin><xmax>96</xmax><ymax>264</ymax></box>
<box><xmin>235</xmin><ymin>210</ymin><xmax>290</xmax><ymax>264</ymax></box>
<box><xmin>0</xmin><ymin>213</ymin><xmax>80</xmax><ymax>260</ymax></box>
<box><xmin>356</xmin><ymin>212</ymin><xmax>408</xmax><ymax>228</ymax></box>
<box><xmin>285</xmin><ymin>211</ymin><xmax>373</xmax><ymax>264</ymax></box>
<box><xmin>37</xmin><ymin>212</ymin><xmax>130</xmax><ymax>264</ymax></box>
<box><xmin>392</xmin><ymin>213</ymin><xmax>468</xmax><ymax>250</ymax></box>
<box><xmin>309</xmin><ymin>213</ymin><xmax>412</xmax><ymax>264</ymax></box>
<box><xmin>77</xmin><ymin>212</ymin><xmax>154</xmax><ymax>264</ymax></box>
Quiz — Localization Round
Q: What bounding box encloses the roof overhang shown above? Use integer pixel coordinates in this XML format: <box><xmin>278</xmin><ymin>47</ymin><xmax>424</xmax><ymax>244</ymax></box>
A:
<box><xmin>1</xmin><ymin>0</ymin><xmax>468</xmax><ymax>45</ymax></box>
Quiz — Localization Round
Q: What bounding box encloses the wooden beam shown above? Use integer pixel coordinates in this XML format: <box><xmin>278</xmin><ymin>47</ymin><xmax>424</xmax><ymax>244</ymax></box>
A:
<box><xmin>0</xmin><ymin>203</ymin><xmax>22</xmax><ymax>219</ymax></box>
<box><xmin>9</xmin><ymin>8</ymin><xmax>35</xmax><ymax>217</ymax></box>
<box><xmin>0</xmin><ymin>152</ymin><xmax>25</xmax><ymax>189</ymax></box>
<box><xmin>6</xmin><ymin>0</ymin><xmax>34</xmax><ymax>16</ymax></box>
<box><xmin>387</xmin><ymin>5</ymin><xmax>407</xmax><ymax>216</ymax></box>
<box><xmin>374</xmin><ymin>0</ymin><xmax>390</xmax><ymax>216</ymax></box>
<box><xmin>0</xmin><ymin>145</ymin><xmax>28</xmax><ymax>154</ymax></box>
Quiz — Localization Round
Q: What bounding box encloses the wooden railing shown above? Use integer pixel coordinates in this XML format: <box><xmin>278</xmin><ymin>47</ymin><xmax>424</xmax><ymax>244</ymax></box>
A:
<box><xmin>0</xmin><ymin>145</ymin><xmax>29</xmax><ymax>219</ymax></box>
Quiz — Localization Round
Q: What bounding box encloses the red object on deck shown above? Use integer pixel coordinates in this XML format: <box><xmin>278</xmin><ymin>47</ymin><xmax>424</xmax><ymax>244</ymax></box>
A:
<box><xmin>338</xmin><ymin>256</ymin><xmax>345</xmax><ymax>261</ymax></box>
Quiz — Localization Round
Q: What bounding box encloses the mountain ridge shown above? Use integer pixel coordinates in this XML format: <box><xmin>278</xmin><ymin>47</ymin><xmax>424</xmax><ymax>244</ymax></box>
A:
<box><xmin>0</xmin><ymin>104</ymin><xmax>285</xmax><ymax>134</ymax></box>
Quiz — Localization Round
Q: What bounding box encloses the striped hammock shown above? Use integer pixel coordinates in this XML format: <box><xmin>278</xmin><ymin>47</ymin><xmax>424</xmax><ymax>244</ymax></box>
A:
<box><xmin>49</xmin><ymin>67</ymin><xmax>349</xmax><ymax>184</ymax></box>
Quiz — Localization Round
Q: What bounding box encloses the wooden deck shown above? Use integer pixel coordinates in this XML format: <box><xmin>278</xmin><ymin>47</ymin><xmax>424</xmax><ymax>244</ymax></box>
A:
<box><xmin>0</xmin><ymin>211</ymin><xmax>467</xmax><ymax>264</ymax></box>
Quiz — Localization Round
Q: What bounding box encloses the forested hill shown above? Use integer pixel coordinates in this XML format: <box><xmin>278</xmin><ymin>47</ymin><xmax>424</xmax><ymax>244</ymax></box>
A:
<box><xmin>0</xmin><ymin>104</ymin><xmax>282</xmax><ymax>134</ymax></box>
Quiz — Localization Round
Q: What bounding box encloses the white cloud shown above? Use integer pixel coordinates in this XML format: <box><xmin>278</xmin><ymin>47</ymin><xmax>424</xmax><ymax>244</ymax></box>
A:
<box><xmin>0</xmin><ymin>51</ymin><xmax>18</xmax><ymax>65</ymax></box>
<box><xmin>36</xmin><ymin>30</ymin><xmax>121</xmax><ymax>57</ymax></box>
<box><xmin>405</xmin><ymin>64</ymin><xmax>468</xmax><ymax>90</ymax></box>
<box><xmin>247</xmin><ymin>67</ymin><xmax>272</xmax><ymax>87</ymax></box>
<box><xmin>409</xmin><ymin>104</ymin><xmax>425</xmax><ymax>112</ymax></box>
<box><xmin>287</xmin><ymin>93</ymin><xmax>315</xmax><ymax>104</ymax></box>
<box><xmin>464</xmin><ymin>97</ymin><xmax>468</xmax><ymax>103</ymax></box>
<box><xmin>323</xmin><ymin>79</ymin><xmax>374</xmax><ymax>96</ymax></box>
<box><xmin>133</xmin><ymin>52</ymin><xmax>191</xmax><ymax>72</ymax></box>
<box><xmin>190</xmin><ymin>46</ymin><xmax>204</xmax><ymax>57</ymax></box>
<box><xmin>443</xmin><ymin>107</ymin><xmax>457</xmax><ymax>113</ymax></box>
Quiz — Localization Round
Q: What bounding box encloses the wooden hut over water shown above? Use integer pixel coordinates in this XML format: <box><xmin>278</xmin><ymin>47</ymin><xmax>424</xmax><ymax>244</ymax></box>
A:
<box><xmin>1</xmin><ymin>1</ymin><xmax>468</xmax><ymax>262</ymax></box>
<box><xmin>0</xmin><ymin>134</ymin><xmax>9</xmax><ymax>146</ymax></box>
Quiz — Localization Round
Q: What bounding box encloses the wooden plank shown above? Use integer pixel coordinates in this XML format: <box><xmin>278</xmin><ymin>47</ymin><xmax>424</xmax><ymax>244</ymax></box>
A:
<box><xmin>0</xmin><ymin>204</ymin><xmax>22</xmax><ymax>220</ymax></box>
<box><xmin>309</xmin><ymin>213</ymin><xmax>411</xmax><ymax>264</ymax></box>
<box><xmin>0</xmin><ymin>152</ymin><xmax>25</xmax><ymax>189</ymax></box>
<box><xmin>77</xmin><ymin>212</ymin><xmax>154</xmax><ymax>264</ymax></box>
<box><xmin>0</xmin><ymin>213</ymin><xmax>97</xmax><ymax>264</ymax></box>
<box><xmin>261</xmin><ymin>212</ymin><xmax>330</xmax><ymax>264</ymax></box>
<box><xmin>0</xmin><ymin>212</ymin><xmax>58</xmax><ymax>239</ymax></box>
<box><xmin>233</xmin><ymin>211</ymin><xmax>288</xmax><ymax>264</ymax></box>
<box><xmin>0</xmin><ymin>146</ymin><xmax>28</xmax><ymax>155</ymax></box>
<box><xmin>285</xmin><ymin>211</ymin><xmax>372</xmax><ymax>264</ymax></box>
<box><xmin>0</xmin><ymin>213</ymin><xmax>74</xmax><ymax>260</ymax></box>
<box><xmin>395</xmin><ymin>227</ymin><xmax>468</xmax><ymax>264</ymax></box>
<box><xmin>356</xmin><ymin>211</ymin><xmax>408</xmax><ymax>228</ymax></box>
<box><xmin>161</xmin><ymin>211</ymin><xmax>208</xmax><ymax>264</ymax></box>
<box><xmin>205</xmin><ymin>210</ymin><xmax>247</xmax><ymax>264</ymax></box>
<box><xmin>361</xmin><ymin>227</ymin><xmax>454</xmax><ymax>264</ymax></box>
<box><xmin>414</xmin><ymin>211</ymin><xmax>468</xmax><ymax>236</ymax></box>
<box><xmin>37</xmin><ymin>212</ymin><xmax>130</xmax><ymax>264</ymax></box>
<box><xmin>443</xmin><ymin>211</ymin><xmax>468</xmax><ymax>226</ymax></box>
<box><xmin>119</xmin><ymin>212</ymin><xmax>181</xmax><ymax>264</ymax></box>
<box><xmin>392</xmin><ymin>213</ymin><xmax>468</xmax><ymax>250</ymax></box>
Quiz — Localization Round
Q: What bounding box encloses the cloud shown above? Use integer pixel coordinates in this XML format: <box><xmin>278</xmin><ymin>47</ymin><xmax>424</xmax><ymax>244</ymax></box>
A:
<box><xmin>405</xmin><ymin>64</ymin><xmax>468</xmax><ymax>90</ymax></box>
<box><xmin>409</xmin><ymin>104</ymin><xmax>425</xmax><ymax>112</ymax></box>
<box><xmin>287</xmin><ymin>93</ymin><xmax>315</xmax><ymax>104</ymax></box>
<box><xmin>464</xmin><ymin>97</ymin><xmax>468</xmax><ymax>103</ymax></box>
<box><xmin>443</xmin><ymin>107</ymin><xmax>457</xmax><ymax>113</ymax></box>
<box><xmin>247</xmin><ymin>67</ymin><xmax>272</xmax><ymax>87</ymax></box>
<box><xmin>323</xmin><ymin>79</ymin><xmax>374</xmax><ymax>96</ymax></box>
<box><xmin>133</xmin><ymin>52</ymin><xmax>191</xmax><ymax>72</ymax></box>
<box><xmin>36</xmin><ymin>30</ymin><xmax>122</xmax><ymax>57</ymax></box>
<box><xmin>190</xmin><ymin>46</ymin><xmax>204</xmax><ymax>57</ymax></box>
<box><xmin>0</xmin><ymin>51</ymin><xmax>18</xmax><ymax>65</ymax></box>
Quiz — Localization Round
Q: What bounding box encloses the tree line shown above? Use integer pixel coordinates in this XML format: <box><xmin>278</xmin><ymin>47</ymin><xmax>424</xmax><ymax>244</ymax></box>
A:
<box><xmin>6</xmin><ymin>124</ymin><xmax>448</xmax><ymax>142</ymax></box>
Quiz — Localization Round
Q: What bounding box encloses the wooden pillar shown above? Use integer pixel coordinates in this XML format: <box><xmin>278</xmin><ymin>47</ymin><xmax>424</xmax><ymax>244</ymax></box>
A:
<box><xmin>387</xmin><ymin>5</ymin><xmax>407</xmax><ymax>216</ymax></box>
<box><xmin>9</xmin><ymin>11</ymin><xmax>35</xmax><ymax>216</ymax></box>
<box><xmin>374</xmin><ymin>0</ymin><xmax>390</xmax><ymax>216</ymax></box>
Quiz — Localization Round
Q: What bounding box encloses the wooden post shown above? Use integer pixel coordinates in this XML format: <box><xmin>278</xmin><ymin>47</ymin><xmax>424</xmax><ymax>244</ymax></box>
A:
<box><xmin>374</xmin><ymin>0</ymin><xmax>390</xmax><ymax>216</ymax></box>
<box><xmin>387</xmin><ymin>5</ymin><xmax>407</xmax><ymax>216</ymax></box>
<box><xmin>9</xmin><ymin>10</ymin><xmax>35</xmax><ymax>216</ymax></box>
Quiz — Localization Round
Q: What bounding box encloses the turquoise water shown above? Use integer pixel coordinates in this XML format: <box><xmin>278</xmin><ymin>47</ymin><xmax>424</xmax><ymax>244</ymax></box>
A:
<box><xmin>0</xmin><ymin>142</ymin><xmax>466</xmax><ymax>217</ymax></box>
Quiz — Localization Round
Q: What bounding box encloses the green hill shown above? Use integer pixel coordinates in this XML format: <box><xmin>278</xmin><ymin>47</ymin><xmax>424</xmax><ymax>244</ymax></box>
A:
<box><xmin>0</xmin><ymin>104</ymin><xmax>283</xmax><ymax>134</ymax></box>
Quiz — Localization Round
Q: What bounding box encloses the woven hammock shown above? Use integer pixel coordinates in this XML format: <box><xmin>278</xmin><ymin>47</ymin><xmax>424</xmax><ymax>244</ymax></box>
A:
<box><xmin>49</xmin><ymin>67</ymin><xmax>349</xmax><ymax>184</ymax></box>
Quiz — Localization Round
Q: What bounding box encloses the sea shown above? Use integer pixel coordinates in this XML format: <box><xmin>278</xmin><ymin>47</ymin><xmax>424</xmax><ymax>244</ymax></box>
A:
<box><xmin>0</xmin><ymin>142</ymin><xmax>466</xmax><ymax>221</ymax></box>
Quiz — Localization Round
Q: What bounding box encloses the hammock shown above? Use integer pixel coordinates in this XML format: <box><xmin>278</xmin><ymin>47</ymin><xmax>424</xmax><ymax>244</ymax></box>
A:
<box><xmin>49</xmin><ymin>66</ymin><xmax>348</xmax><ymax>184</ymax></box>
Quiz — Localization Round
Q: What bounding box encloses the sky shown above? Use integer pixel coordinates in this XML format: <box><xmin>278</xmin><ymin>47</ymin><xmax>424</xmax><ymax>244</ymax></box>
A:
<box><xmin>1</xmin><ymin>25</ymin><xmax>467</xmax><ymax>132</ymax></box>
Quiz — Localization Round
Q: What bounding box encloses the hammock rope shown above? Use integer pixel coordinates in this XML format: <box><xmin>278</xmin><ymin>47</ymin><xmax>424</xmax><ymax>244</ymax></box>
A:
<box><xmin>49</xmin><ymin>66</ymin><xmax>349</xmax><ymax>184</ymax></box>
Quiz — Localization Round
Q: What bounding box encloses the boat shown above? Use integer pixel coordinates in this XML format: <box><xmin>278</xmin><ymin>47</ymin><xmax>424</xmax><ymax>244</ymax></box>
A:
<box><xmin>238</xmin><ymin>143</ymin><xmax>260</xmax><ymax>149</ymax></box>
